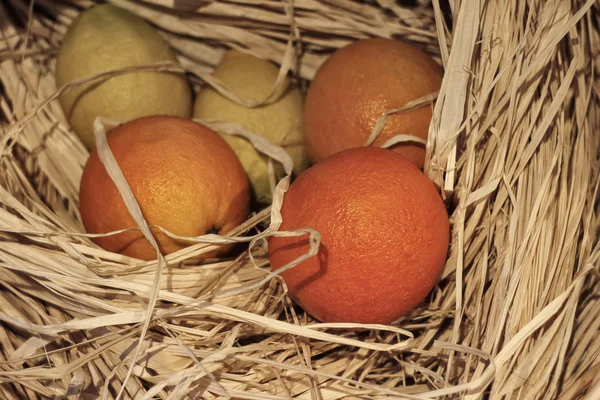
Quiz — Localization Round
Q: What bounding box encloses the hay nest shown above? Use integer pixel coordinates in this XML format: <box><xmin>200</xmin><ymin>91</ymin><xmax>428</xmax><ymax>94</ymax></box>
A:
<box><xmin>1</xmin><ymin>0</ymin><xmax>600</xmax><ymax>399</ymax></box>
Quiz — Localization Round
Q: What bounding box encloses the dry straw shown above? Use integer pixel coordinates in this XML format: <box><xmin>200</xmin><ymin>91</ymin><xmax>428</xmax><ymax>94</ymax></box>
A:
<box><xmin>0</xmin><ymin>0</ymin><xmax>599</xmax><ymax>399</ymax></box>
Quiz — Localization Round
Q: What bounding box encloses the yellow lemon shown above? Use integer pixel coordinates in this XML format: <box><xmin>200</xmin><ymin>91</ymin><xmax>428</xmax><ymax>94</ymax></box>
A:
<box><xmin>55</xmin><ymin>4</ymin><xmax>192</xmax><ymax>150</ymax></box>
<box><xmin>193</xmin><ymin>51</ymin><xmax>309</xmax><ymax>205</ymax></box>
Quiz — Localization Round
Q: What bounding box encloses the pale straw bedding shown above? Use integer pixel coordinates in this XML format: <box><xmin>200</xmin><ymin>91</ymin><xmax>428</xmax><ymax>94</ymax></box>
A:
<box><xmin>0</xmin><ymin>0</ymin><xmax>599</xmax><ymax>399</ymax></box>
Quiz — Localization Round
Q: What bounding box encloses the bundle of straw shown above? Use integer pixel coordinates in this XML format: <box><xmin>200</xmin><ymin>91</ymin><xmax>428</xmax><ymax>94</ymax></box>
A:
<box><xmin>0</xmin><ymin>0</ymin><xmax>599</xmax><ymax>398</ymax></box>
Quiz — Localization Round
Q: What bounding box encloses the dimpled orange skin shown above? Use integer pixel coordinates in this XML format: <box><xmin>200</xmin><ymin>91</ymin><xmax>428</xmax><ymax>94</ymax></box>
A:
<box><xmin>79</xmin><ymin>115</ymin><xmax>250</xmax><ymax>261</ymax></box>
<box><xmin>304</xmin><ymin>38</ymin><xmax>443</xmax><ymax>169</ymax></box>
<box><xmin>267</xmin><ymin>147</ymin><xmax>449</xmax><ymax>324</ymax></box>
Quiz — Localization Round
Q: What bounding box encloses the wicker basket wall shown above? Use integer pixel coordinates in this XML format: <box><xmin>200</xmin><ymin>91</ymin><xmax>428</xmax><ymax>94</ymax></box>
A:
<box><xmin>1</xmin><ymin>0</ymin><xmax>599</xmax><ymax>399</ymax></box>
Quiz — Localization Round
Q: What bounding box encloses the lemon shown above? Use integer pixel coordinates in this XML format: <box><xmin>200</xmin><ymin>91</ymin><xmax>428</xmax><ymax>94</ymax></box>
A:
<box><xmin>55</xmin><ymin>4</ymin><xmax>192</xmax><ymax>150</ymax></box>
<box><xmin>193</xmin><ymin>51</ymin><xmax>309</xmax><ymax>205</ymax></box>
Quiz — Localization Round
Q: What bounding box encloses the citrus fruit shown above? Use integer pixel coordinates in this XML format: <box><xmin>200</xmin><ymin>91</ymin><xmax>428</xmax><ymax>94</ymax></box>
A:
<box><xmin>304</xmin><ymin>38</ymin><xmax>443</xmax><ymax>169</ymax></box>
<box><xmin>193</xmin><ymin>50</ymin><xmax>309</xmax><ymax>205</ymax></box>
<box><xmin>268</xmin><ymin>147</ymin><xmax>449</xmax><ymax>324</ymax></box>
<box><xmin>78</xmin><ymin>115</ymin><xmax>250</xmax><ymax>261</ymax></box>
<box><xmin>56</xmin><ymin>4</ymin><xmax>192</xmax><ymax>150</ymax></box>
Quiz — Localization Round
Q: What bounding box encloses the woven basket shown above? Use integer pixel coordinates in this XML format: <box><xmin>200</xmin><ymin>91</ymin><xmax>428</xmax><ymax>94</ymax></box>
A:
<box><xmin>1</xmin><ymin>0</ymin><xmax>599</xmax><ymax>399</ymax></box>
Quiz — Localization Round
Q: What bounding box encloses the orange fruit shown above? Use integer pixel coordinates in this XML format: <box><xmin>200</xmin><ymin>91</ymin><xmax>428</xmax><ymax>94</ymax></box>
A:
<box><xmin>304</xmin><ymin>38</ymin><xmax>443</xmax><ymax>169</ymax></box>
<box><xmin>268</xmin><ymin>147</ymin><xmax>449</xmax><ymax>324</ymax></box>
<box><xmin>79</xmin><ymin>115</ymin><xmax>250</xmax><ymax>261</ymax></box>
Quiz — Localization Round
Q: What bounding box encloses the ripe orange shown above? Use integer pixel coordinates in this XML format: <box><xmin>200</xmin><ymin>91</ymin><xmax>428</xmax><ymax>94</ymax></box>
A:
<box><xmin>79</xmin><ymin>115</ymin><xmax>250</xmax><ymax>261</ymax></box>
<box><xmin>268</xmin><ymin>147</ymin><xmax>449</xmax><ymax>324</ymax></box>
<box><xmin>304</xmin><ymin>38</ymin><xmax>443</xmax><ymax>169</ymax></box>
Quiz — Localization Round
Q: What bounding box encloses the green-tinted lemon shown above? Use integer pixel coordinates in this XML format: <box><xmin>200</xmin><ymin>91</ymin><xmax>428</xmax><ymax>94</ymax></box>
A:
<box><xmin>193</xmin><ymin>51</ymin><xmax>309</xmax><ymax>205</ymax></box>
<box><xmin>55</xmin><ymin>4</ymin><xmax>192</xmax><ymax>150</ymax></box>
